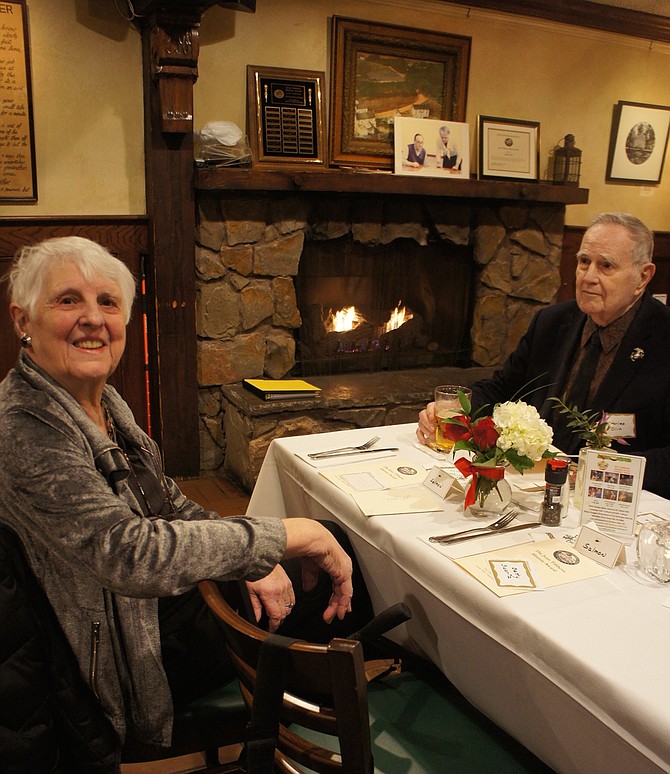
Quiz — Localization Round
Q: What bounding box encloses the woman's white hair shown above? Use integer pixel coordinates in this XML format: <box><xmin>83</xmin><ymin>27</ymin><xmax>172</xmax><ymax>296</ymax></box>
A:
<box><xmin>8</xmin><ymin>236</ymin><xmax>137</xmax><ymax>324</ymax></box>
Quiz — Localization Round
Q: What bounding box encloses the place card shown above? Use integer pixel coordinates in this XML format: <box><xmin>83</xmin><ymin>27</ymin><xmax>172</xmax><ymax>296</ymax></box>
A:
<box><xmin>422</xmin><ymin>465</ymin><xmax>467</xmax><ymax>499</ymax></box>
<box><xmin>579</xmin><ymin>449</ymin><xmax>646</xmax><ymax>539</ymax></box>
<box><xmin>574</xmin><ymin>524</ymin><xmax>626</xmax><ymax>569</ymax></box>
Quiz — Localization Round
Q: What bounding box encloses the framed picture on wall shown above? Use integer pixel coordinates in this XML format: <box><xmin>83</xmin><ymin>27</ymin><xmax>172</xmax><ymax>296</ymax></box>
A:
<box><xmin>329</xmin><ymin>16</ymin><xmax>471</xmax><ymax>170</ymax></box>
<box><xmin>393</xmin><ymin>116</ymin><xmax>470</xmax><ymax>178</ymax></box>
<box><xmin>606</xmin><ymin>100</ymin><xmax>670</xmax><ymax>184</ymax></box>
<box><xmin>478</xmin><ymin>116</ymin><xmax>540</xmax><ymax>182</ymax></box>
<box><xmin>246</xmin><ymin>64</ymin><xmax>326</xmax><ymax>168</ymax></box>
<box><xmin>0</xmin><ymin>0</ymin><xmax>37</xmax><ymax>202</ymax></box>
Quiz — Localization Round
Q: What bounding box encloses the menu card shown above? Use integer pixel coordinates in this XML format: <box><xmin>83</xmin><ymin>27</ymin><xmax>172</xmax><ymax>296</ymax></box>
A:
<box><xmin>319</xmin><ymin>459</ymin><xmax>442</xmax><ymax>516</ymax></box>
<box><xmin>579</xmin><ymin>449</ymin><xmax>646</xmax><ymax>539</ymax></box>
<box><xmin>452</xmin><ymin>538</ymin><xmax>607</xmax><ymax>597</ymax></box>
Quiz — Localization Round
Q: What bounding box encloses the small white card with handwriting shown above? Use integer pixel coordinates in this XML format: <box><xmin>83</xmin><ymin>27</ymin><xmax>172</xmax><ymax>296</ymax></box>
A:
<box><xmin>575</xmin><ymin>525</ymin><xmax>625</xmax><ymax>569</ymax></box>
<box><xmin>489</xmin><ymin>559</ymin><xmax>539</xmax><ymax>589</ymax></box>
<box><xmin>423</xmin><ymin>465</ymin><xmax>468</xmax><ymax>499</ymax></box>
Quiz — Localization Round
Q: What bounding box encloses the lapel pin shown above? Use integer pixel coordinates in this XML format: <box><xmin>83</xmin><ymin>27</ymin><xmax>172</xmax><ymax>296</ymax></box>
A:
<box><xmin>630</xmin><ymin>347</ymin><xmax>645</xmax><ymax>362</ymax></box>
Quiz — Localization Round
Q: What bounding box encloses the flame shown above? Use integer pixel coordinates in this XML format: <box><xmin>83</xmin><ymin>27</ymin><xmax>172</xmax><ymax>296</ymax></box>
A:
<box><xmin>384</xmin><ymin>303</ymin><xmax>413</xmax><ymax>333</ymax></box>
<box><xmin>325</xmin><ymin>306</ymin><xmax>365</xmax><ymax>332</ymax></box>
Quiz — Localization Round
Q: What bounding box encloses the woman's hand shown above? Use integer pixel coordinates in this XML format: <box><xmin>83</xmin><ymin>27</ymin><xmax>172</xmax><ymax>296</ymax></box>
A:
<box><xmin>282</xmin><ymin>519</ymin><xmax>353</xmax><ymax>624</ymax></box>
<box><xmin>417</xmin><ymin>401</ymin><xmax>436</xmax><ymax>446</ymax></box>
<box><xmin>246</xmin><ymin>564</ymin><xmax>295</xmax><ymax>632</ymax></box>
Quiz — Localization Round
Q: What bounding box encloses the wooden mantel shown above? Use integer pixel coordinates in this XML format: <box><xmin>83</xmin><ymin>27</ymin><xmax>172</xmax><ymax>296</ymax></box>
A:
<box><xmin>195</xmin><ymin>166</ymin><xmax>589</xmax><ymax>205</ymax></box>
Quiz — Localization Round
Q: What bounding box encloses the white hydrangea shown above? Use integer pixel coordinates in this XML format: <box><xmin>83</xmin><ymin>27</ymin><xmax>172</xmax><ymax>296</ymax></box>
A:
<box><xmin>493</xmin><ymin>401</ymin><xmax>553</xmax><ymax>460</ymax></box>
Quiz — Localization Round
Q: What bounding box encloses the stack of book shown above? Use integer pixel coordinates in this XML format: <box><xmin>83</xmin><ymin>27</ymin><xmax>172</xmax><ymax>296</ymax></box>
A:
<box><xmin>242</xmin><ymin>378</ymin><xmax>321</xmax><ymax>401</ymax></box>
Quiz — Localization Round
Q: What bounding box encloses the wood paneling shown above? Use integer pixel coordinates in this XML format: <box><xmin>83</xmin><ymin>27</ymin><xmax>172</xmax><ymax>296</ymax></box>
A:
<box><xmin>445</xmin><ymin>0</ymin><xmax>670</xmax><ymax>44</ymax></box>
<box><xmin>559</xmin><ymin>225</ymin><xmax>670</xmax><ymax>303</ymax></box>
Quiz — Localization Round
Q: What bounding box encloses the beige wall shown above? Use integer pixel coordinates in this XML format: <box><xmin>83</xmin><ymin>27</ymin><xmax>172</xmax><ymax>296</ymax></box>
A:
<box><xmin>4</xmin><ymin>0</ymin><xmax>670</xmax><ymax>229</ymax></box>
<box><xmin>0</xmin><ymin>0</ymin><xmax>144</xmax><ymax>217</ymax></box>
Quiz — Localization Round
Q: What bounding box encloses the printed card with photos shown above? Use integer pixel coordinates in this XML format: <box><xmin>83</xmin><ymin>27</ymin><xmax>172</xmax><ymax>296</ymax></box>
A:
<box><xmin>579</xmin><ymin>449</ymin><xmax>646</xmax><ymax>539</ymax></box>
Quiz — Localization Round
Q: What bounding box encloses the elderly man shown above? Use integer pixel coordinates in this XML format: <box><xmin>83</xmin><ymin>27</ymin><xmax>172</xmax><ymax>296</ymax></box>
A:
<box><xmin>417</xmin><ymin>211</ymin><xmax>670</xmax><ymax>498</ymax></box>
<box><xmin>436</xmin><ymin>124</ymin><xmax>461</xmax><ymax>170</ymax></box>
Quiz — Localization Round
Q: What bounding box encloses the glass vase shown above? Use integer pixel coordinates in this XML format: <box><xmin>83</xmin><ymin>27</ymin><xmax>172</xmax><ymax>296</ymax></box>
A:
<box><xmin>466</xmin><ymin>467</ymin><xmax>512</xmax><ymax>518</ymax></box>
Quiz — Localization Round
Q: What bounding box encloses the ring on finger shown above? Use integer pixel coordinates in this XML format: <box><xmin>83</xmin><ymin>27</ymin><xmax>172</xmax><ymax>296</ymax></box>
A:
<box><xmin>284</xmin><ymin>602</ymin><xmax>295</xmax><ymax>609</ymax></box>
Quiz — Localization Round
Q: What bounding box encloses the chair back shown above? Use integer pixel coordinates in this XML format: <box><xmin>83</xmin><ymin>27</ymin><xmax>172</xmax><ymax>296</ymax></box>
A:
<box><xmin>199</xmin><ymin>580</ymin><xmax>374</xmax><ymax>774</ymax></box>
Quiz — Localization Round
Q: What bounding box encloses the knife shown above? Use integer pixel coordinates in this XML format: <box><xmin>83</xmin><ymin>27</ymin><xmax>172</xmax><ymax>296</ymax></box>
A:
<box><xmin>308</xmin><ymin>447</ymin><xmax>399</xmax><ymax>459</ymax></box>
<box><xmin>429</xmin><ymin>522</ymin><xmax>543</xmax><ymax>545</ymax></box>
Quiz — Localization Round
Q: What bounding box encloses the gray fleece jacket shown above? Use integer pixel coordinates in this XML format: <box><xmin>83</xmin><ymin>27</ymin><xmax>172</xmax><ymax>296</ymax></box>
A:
<box><xmin>0</xmin><ymin>352</ymin><xmax>286</xmax><ymax>746</ymax></box>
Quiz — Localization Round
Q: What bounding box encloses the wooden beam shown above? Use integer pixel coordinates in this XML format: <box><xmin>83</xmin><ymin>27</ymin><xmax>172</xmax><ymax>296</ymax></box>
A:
<box><xmin>445</xmin><ymin>0</ymin><xmax>670</xmax><ymax>43</ymax></box>
<box><xmin>142</xmin><ymin>11</ymin><xmax>201</xmax><ymax>477</ymax></box>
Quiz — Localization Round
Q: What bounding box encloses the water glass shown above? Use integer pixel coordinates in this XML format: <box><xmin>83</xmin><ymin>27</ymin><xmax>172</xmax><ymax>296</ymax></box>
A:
<box><xmin>636</xmin><ymin>520</ymin><xmax>670</xmax><ymax>584</ymax></box>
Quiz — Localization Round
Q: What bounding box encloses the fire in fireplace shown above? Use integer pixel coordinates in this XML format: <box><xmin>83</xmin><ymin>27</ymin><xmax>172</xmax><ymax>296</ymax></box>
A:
<box><xmin>295</xmin><ymin>236</ymin><xmax>475</xmax><ymax>375</ymax></box>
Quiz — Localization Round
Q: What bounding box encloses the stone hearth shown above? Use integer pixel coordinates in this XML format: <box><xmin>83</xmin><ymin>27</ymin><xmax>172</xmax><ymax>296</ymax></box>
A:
<box><xmin>195</xmin><ymin>191</ymin><xmax>566</xmax><ymax>489</ymax></box>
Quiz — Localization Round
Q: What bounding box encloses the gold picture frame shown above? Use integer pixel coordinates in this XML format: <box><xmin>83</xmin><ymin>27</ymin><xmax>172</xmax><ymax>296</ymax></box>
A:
<box><xmin>246</xmin><ymin>64</ymin><xmax>326</xmax><ymax>168</ymax></box>
<box><xmin>329</xmin><ymin>16</ymin><xmax>471</xmax><ymax>170</ymax></box>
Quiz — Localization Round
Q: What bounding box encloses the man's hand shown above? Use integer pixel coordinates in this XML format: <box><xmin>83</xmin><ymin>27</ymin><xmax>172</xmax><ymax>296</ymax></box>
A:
<box><xmin>246</xmin><ymin>565</ymin><xmax>295</xmax><ymax>633</ymax></box>
<box><xmin>417</xmin><ymin>400</ymin><xmax>436</xmax><ymax>445</ymax></box>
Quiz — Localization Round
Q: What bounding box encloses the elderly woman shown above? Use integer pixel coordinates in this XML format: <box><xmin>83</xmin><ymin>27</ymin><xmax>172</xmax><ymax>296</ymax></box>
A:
<box><xmin>0</xmin><ymin>236</ymin><xmax>368</xmax><ymax>749</ymax></box>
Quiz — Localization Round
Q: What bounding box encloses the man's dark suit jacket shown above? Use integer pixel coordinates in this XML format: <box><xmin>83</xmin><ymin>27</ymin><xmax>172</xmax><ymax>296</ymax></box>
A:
<box><xmin>472</xmin><ymin>292</ymin><xmax>670</xmax><ymax>498</ymax></box>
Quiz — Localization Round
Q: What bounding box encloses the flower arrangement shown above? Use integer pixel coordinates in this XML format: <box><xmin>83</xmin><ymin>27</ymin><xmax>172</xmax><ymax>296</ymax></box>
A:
<box><xmin>549</xmin><ymin>397</ymin><xmax>623</xmax><ymax>450</ymax></box>
<box><xmin>444</xmin><ymin>392</ymin><xmax>555</xmax><ymax>509</ymax></box>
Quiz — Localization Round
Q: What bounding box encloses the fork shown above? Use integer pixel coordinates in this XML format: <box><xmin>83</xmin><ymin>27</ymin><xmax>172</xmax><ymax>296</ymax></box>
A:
<box><xmin>308</xmin><ymin>435</ymin><xmax>380</xmax><ymax>459</ymax></box>
<box><xmin>429</xmin><ymin>509</ymin><xmax>518</xmax><ymax>543</ymax></box>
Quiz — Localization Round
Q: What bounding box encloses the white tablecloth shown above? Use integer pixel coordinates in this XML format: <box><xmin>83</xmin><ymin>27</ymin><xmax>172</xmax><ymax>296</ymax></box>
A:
<box><xmin>247</xmin><ymin>423</ymin><xmax>670</xmax><ymax>774</ymax></box>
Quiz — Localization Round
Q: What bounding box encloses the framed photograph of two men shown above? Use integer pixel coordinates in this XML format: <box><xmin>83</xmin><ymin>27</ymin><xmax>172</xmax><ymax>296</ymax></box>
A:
<box><xmin>329</xmin><ymin>17</ymin><xmax>471</xmax><ymax>170</ymax></box>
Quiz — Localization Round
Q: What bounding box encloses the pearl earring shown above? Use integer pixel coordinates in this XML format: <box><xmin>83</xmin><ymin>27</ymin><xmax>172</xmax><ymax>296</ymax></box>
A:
<box><xmin>20</xmin><ymin>333</ymin><xmax>32</xmax><ymax>348</ymax></box>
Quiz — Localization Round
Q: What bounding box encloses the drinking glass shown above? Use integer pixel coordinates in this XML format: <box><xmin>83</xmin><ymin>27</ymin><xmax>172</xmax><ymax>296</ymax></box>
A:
<box><xmin>636</xmin><ymin>521</ymin><xmax>670</xmax><ymax>584</ymax></box>
<box><xmin>433</xmin><ymin>384</ymin><xmax>471</xmax><ymax>453</ymax></box>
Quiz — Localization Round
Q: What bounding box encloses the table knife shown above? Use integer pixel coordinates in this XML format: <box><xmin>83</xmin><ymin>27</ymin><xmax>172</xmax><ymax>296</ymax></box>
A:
<box><xmin>308</xmin><ymin>447</ymin><xmax>399</xmax><ymax>459</ymax></box>
<box><xmin>430</xmin><ymin>522</ymin><xmax>543</xmax><ymax>545</ymax></box>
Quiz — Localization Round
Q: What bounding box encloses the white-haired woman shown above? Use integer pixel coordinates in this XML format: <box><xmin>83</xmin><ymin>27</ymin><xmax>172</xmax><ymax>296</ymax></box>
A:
<box><xmin>0</xmin><ymin>236</ymin><xmax>369</xmax><ymax>749</ymax></box>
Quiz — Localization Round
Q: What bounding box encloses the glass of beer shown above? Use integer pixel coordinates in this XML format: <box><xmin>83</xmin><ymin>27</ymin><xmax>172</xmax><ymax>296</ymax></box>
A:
<box><xmin>433</xmin><ymin>385</ymin><xmax>472</xmax><ymax>453</ymax></box>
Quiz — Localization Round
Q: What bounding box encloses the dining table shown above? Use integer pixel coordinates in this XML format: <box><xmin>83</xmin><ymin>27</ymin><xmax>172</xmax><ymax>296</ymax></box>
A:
<box><xmin>246</xmin><ymin>422</ymin><xmax>670</xmax><ymax>774</ymax></box>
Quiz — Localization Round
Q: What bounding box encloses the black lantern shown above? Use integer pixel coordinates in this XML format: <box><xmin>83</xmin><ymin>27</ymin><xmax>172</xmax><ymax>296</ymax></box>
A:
<box><xmin>553</xmin><ymin>134</ymin><xmax>582</xmax><ymax>186</ymax></box>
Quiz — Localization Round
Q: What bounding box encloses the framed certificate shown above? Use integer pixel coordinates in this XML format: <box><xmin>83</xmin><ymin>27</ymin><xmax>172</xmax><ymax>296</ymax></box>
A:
<box><xmin>478</xmin><ymin>116</ymin><xmax>540</xmax><ymax>182</ymax></box>
<box><xmin>246</xmin><ymin>65</ymin><xmax>326</xmax><ymax>168</ymax></box>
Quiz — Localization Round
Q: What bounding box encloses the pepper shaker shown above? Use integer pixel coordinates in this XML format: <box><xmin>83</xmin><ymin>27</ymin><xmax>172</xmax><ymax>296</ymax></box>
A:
<box><xmin>541</xmin><ymin>459</ymin><xmax>569</xmax><ymax>526</ymax></box>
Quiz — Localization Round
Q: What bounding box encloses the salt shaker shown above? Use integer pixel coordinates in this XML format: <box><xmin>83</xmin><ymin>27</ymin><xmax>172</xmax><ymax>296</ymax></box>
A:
<box><xmin>541</xmin><ymin>459</ymin><xmax>569</xmax><ymax>526</ymax></box>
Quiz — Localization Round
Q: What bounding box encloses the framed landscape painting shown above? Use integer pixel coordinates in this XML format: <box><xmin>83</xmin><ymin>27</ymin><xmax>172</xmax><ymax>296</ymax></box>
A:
<box><xmin>329</xmin><ymin>16</ymin><xmax>471</xmax><ymax>170</ymax></box>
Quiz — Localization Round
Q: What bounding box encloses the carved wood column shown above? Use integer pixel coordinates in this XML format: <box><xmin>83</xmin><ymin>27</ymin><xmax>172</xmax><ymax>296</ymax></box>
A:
<box><xmin>141</xmin><ymin>10</ymin><xmax>201</xmax><ymax>477</ymax></box>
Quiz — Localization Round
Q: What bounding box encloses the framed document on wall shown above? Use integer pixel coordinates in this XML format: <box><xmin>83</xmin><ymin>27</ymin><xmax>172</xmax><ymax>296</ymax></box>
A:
<box><xmin>0</xmin><ymin>0</ymin><xmax>37</xmax><ymax>202</ymax></box>
<box><xmin>478</xmin><ymin>115</ymin><xmax>539</xmax><ymax>182</ymax></box>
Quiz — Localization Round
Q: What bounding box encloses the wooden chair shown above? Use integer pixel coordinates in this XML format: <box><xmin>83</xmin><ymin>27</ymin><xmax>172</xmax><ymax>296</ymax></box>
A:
<box><xmin>199</xmin><ymin>580</ymin><xmax>552</xmax><ymax>774</ymax></box>
<box><xmin>0</xmin><ymin>523</ymin><xmax>248</xmax><ymax>773</ymax></box>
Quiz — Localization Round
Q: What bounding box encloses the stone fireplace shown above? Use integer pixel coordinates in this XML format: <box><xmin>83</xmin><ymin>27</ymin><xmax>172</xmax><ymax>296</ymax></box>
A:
<box><xmin>195</xmin><ymin>189</ymin><xmax>565</xmax><ymax>489</ymax></box>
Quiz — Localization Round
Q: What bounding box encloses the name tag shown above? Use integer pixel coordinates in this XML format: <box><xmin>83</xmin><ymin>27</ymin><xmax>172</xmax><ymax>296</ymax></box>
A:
<box><xmin>606</xmin><ymin>413</ymin><xmax>636</xmax><ymax>439</ymax></box>
<box><xmin>575</xmin><ymin>525</ymin><xmax>626</xmax><ymax>568</ymax></box>
<box><xmin>423</xmin><ymin>465</ymin><xmax>466</xmax><ymax>499</ymax></box>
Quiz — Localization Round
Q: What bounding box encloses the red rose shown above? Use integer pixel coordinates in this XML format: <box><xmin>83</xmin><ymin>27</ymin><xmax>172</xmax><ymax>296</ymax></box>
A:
<box><xmin>471</xmin><ymin>416</ymin><xmax>499</xmax><ymax>450</ymax></box>
<box><xmin>441</xmin><ymin>415</ymin><xmax>471</xmax><ymax>443</ymax></box>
